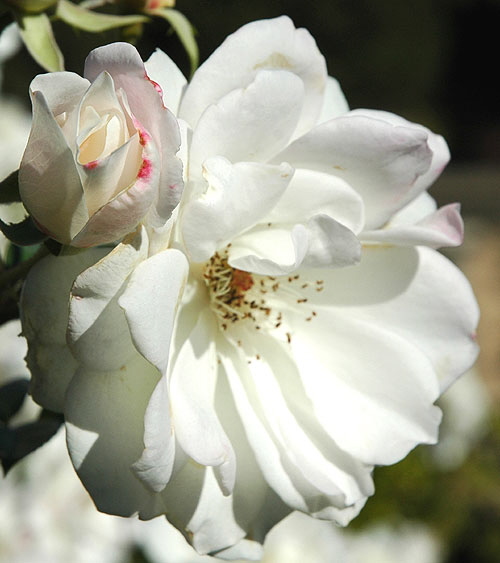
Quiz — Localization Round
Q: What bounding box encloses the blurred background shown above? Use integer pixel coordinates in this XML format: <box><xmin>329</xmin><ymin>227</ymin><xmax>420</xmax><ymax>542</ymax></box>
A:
<box><xmin>1</xmin><ymin>0</ymin><xmax>499</xmax><ymax>561</ymax></box>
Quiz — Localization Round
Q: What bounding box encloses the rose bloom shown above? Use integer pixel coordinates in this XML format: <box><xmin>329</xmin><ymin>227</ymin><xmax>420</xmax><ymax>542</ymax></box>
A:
<box><xmin>21</xmin><ymin>17</ymin><xmax>478</xmax><ymax>560</ymax></box>
<box><xmin>18</xmin><ymin>43</ymin><xmax>182</xmax><ymax>247</ymax></box>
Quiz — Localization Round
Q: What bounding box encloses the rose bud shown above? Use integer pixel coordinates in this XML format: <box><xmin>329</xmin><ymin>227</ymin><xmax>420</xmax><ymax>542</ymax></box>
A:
<box><xmin>19</xmin><ymin>42</ymin><xmax>183</xmax><ymax>247</ymax></box>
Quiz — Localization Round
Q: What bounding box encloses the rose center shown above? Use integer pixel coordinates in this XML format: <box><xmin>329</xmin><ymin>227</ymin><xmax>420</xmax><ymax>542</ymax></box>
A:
<box><xmin>202</xmin><ymin>246</ymin><xmax>322</xmax><ymax>339</ymax></box>
<box><xmin>78</xmin><ymin>110</ymin><xmax>128</xmax><ymax>164</ymax></box>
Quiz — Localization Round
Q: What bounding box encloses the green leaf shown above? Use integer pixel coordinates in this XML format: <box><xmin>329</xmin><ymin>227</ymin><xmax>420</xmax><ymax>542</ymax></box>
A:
<box><xmin>4</xmin><ymin>241</ymin><xmax>41</xmax><ymax>268</ymax></box>
<box><xmin>0</xmin><ymin>170</ymin><xmax>20</xmax><ymax>204</ymax></box>
<box><xmin>56</xmin><ymin>0</ymin><xmax>148</xmax><ymax>32</ymax></box>
<box><xmin>148</xmin><ymin>7</ymin><xmax>198</xmax><ymax>76</ymax></box>
<box><xmin>0</xmin><ymin>215</ymin><xmax>47</xmax><ymax>246</ymax></box>
<box><xmin>15</xmin><ymin>10</ymin><xmax>64</xmax><ymax>71</ymax></box>
<box><xmin>0</xmin><ymin>378</ymin><xmax>29</xmax><ymax>424</ymax></box>
<box><xmin>5</xmin><ymin>0</ymin><xmax>58</xmax><ymax>14</ymax></box>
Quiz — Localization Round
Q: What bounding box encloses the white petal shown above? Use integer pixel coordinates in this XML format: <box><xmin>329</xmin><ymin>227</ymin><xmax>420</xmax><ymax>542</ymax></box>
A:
<box><xmin>20</xmin><ymin>249</ymin><xmax>105</xmax><ymax>412</ymax></box>
<box><xmin>219</xmin><ymin>338</ymin><xmax>372</xmax><ymax>521</ymax></box>
<box><xmin>225</xmin><ymin>167</ymin><xmax>363</xmax><ymax>274</ymax></box>
<box><xmin>144</xmin><ymin>107</ymin><xmax>183</xmax><ymax>228</ymax></box>
<box><xmin>154</xmin><ymin>455</ymin><xmax>248</xmax><ymax>556</ymax></box>
<box><xmin>215</xmin><ymin>539</ymin><xmax>263</xmax><ymax>560</ymax></box>
<box><xmin>272</xmin><ymin>112</ymin><xmax>433</xmax><ymax>229</ymax></box>
<box><xmin>170</xmin><ymin>308</ymin><xmax>236</xmax><ymax>494</ymax></box>
<box><xmin>263</xmin><ymin>168</ymin><xmax>364</xmax><ymax>234</ymax></box>
<box><xmin>84</xmin><ymin>42</ymin><xmax>149</xmax><ymax>89</ymax></box>
<box><xmin>68</xmin><ymin>228</ymin><xmax>148</xmax><ymax>371</ymax></box>
<box><xmin>228</xmin><ymin>224</ymin><xmax>308</xmax><ymax>276</ymax></box>
<box><xmin>388</xmin><ymin>191</ymin><xmax>437</xmax><ymax>226</ymax></box>
<box><xmin>388</xmin><ymin>247</ymin><xmax>479</xmax><ymax>391</ymax></box>
<box><xmin>244</xmin><ymin>333</ymin><xmax>374</xmax><ymax>504</ymax></box>
<box><xmin>317</xmin><ymin>76</ymin><xmax>349</xmax><ymax>123</ymax></box>
<box><xmin>31</xmin><ymin>71</ymin><xmax>89</xmax><ymax>117</ymax></box>
<box><xmin>145</xmin><ymin>48</ymin><xmax>187</xmax><ymax>116</ymax></box>
<box><xmin>179</xmin><ymin>16</ymin><xmax>327</xmax><ymax>138</ymax></box>
<box><xmin>362</xmin><ymin>203</ymin><xmax>464</xmax><ymax>248</ymax></box>
<box><xmin>313</xmin><ymin>498</ymin><xmax>367</xmax><ymax>526</ymax></box>
<box><xmin>300</xmin><ymin>215</ymin><xmax>361</xmax><ymax>268</ymax></box>
<box><xmin>349</xmin><ymin>109</ymin><xmax>450</xmax><ymax>193</ymax></box>
<box><xmin>177</xmin><ymin>117</ymin><xmax>190</xmax><ymax>183</ymax></box>
<box><xmin>85</xmin><ymin>42</ymin><xmax>183</xmax><ymax>225</ymax></box>
<box><xmin>181</xmin><ymin>158</ymin><xmax>293</xmax><ymax>263</ymax></box>
<box><xmin>189</xmin><ymin>70</ymin><xmax>304</xmax><ymax>176</ymax></box>
<box><xmin>30</xmin><ymin>71</ymin><xmax>89</xmax><ymax>143</ymax></box>
<box><xmin>76</xmin><ymin>71</ymin><xmax>130</xmax><ymax>161</ymax></box>
<box><xmin>228</xmin><ymin>215</ymin><xmax>360</xmax><ymax>275</ymax></box>
<box><xmin>160</xmin><ymin>459</ymin><xmax>206</xmax><ymax>536</ymax></box>
<box><xmin>288</xmin><ymin>306</ymin><xmax>442</xmax><ymax>464</ymax></box>
<box><xmin>132</xmin><ymin>375</ymin><xmax>175</xmax><ymax>493</ymax></box>
<box><xmin>79</xmin><ymin>132</ymin><xmax>143</xmax><ymax>216</ymax></box>
<box><xmin>186</xmin><ymin>468</ymin><xmax>246</xmax><ymax>555</ymax></box>
<box><xmin>19</xmin><ymin>92</ymin><xmax>88</xmax><ymax>243</ymax></box>
<box><xmin>0</xmin><ymin>320</ymin><xmax>28</xmax><ymax>380</ymax></box>
<box><xmin>118</xmin><ymin>248</ymin><xmax>188</xmax><ymax>376</ymax></box>
<box><xmin>261</xmin><ymin>512</ymin><xmax>343</xmax><ymax>561</ymax></box>
<box><xmin>301</xmin><ymin>246</ymin><xmax>479</xmax><ymax>392</ymax></box>
<box><xmin>213</xmin><ymin>366</ymin><xmax>287</xmax><ymax>540</ymax></box>
<box><xmin>218</xmin><ymin>339</ymin><xmax>308</xmax><ymax>513</ymax></box>
<box><xmin>71</xmin><ymin>147</ymin><xmax>159</xmax><ymax>248</ymax></box>
<box><xmin>65</xmin><ymin>354</ymin><xmax>165</xmax><ymax>518</ymax></box>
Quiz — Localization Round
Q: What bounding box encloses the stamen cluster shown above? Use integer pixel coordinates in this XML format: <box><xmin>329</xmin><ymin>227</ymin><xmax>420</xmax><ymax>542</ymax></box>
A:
<box><xmin>202</xmin><ymin>246</ymin><xmax>323</xmax><ymax>339</ymax></box>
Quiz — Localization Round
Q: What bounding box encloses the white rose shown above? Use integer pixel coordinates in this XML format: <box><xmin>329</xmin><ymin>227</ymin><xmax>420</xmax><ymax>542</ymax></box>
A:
<box><xmin>19</xmin><ymin>42</ymin><xmax>183</xmax><ymax>247</ymax></box>
<box><xmin>20</xmin><ymin>17</ymin><xmax>479</xmax><ymax>560</ymax></box>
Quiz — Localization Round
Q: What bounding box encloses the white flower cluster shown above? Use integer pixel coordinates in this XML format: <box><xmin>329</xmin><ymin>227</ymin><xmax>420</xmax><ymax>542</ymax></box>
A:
<box><xmin>18</xmin><ymin>16</ymin><xmax>478</xmax><ymax>560</ymax></box>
